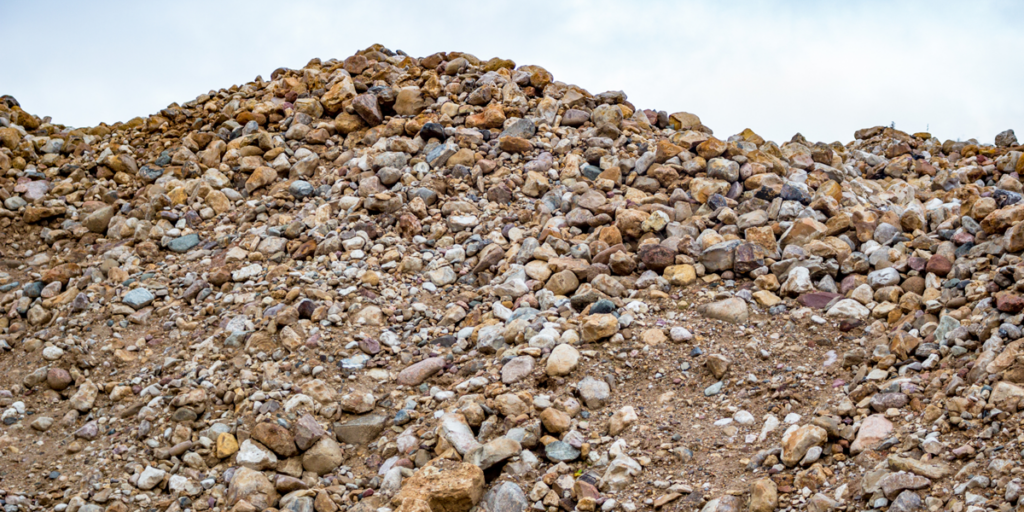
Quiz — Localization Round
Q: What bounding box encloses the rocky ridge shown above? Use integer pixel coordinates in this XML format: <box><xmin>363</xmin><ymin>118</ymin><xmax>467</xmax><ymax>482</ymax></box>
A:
<box><xmin>0</xmin><ymin>44</ymin><xmax>1023</xmax><ymax>512</ymax></box>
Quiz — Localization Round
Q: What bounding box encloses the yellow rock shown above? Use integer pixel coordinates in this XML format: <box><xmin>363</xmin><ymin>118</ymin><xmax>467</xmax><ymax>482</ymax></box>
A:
<box><xmin>168</xmin><ymin>187</ymin><xmax>188</xmax><ymax>206</ymax></box>
<box><xmin>216</xmin><ymin>432</ymin><xmax>239</xmax><ymax>458</ymax></box>
<box><xmin>664</xmin><ymin>265</ymin><xmax>696</xmax><ymax>286</ymax></box>
<box><xmin>752</xmin><ymin>290</ymin><xmax>782</xmax><ymax>307</ymax></box>
<box><xmin>641</xmin><ymin>328</ymin><xmax>667</xmax><ymax>345</ymax></box>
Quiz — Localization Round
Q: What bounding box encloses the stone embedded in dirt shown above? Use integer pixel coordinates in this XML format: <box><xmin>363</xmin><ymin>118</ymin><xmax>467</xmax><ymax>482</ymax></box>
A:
<box><xmin>705</xmin><ymin>354</ymin><xmax>731</xmax><ymax>379</ymax></box>
<box><xmin>398</xmin><ymin>357</ymin><xmax>446</xmax><ymax>386</ymax></box>
<box><xmin>137</xmin><ymin>466</ymin><xmax>166</xmax><ymax>490</ymax></box>
<box><xmin>781</xmin><ymin>424</ymin><xmax>827</xmax><ymax>467</ymax></box>
<box><xmin>393</xmin><ymin>460</ymin><xmax>484</xmax><ymax>512</ymax></box>
<box><xmin>697</xmin><ymin>298</ymin><xmax>749</xmax><ymax>324</ymax></box>
<box><xmin>850</xmin><ymin>414</ymin><xmax>893</xmax><ymax>454</ymax></box>
<box><xmin>749</xmin><ymin>478</ymin><xmax>778</xmax><ymax>512</ymax></box>
<box><xmin>609</xmin><ymin>406</ymin><xmax>638</xmax><ymax>435</ymax></box>
<box><xmin>334</xmin><ymin>414</ymin><xmax>386</xmax><ymax>445</ymax></box>
<box><xmin>545</xmin><ymin>343</ymin><xmax>579</xmax><ymax>376</ymax></box>
<box><xmin>301</xmin><ymin>437</ymin><xmax>344</xmax><ymax>475</ymax></box>
<box><xmin>228</xmin><ymin>467</ymin><xmax>279</xmax><ymax>510</ymax></box>
<box><xmin>582</xmin><ymin>314</ymin><xmax>618</xmax><ymax>342</ymax></box>
<box><xmin>577</xmin><ymin>376</ymin><xmax>611</xmax><ymax>409</ymax></box>
<box><xmin>122</xmin><ymin>287</ymin><xmax>155</xmax><ymax>310</ymax></box>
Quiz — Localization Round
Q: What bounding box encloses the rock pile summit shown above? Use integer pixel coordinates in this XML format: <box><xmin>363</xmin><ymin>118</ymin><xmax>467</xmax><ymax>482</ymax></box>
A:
<box><xmin>1</xmin><ymin>44</ymin><xmax>1023</xmax><ymax>512</ymax></box>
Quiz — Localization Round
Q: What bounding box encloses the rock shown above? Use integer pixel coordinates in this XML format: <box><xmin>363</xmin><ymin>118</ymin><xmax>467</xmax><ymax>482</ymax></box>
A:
<box><xmin>251</xmin><ymin>421</ymin><xmax>298</xmax><ymax>457</ymax></box>
<box><xmin>216</xmin><ymin>432</ymin><xmax>239</xmax><ymax>458</ymax></box>
<box><xmin>749</xmin><ymin>478</ymin><xmax>778</xmax><ymax>512</ymax></box>
<box><xmin>246</xmin><ymin>166</ymin><xmax>278</xmax><ymax>192</ymax></box>
<box><xmin>482</xmin><ymin>482</ymin><xmax>528</xmax><ymax>512</ymax></box>
<box><xmin>578</xmin><ymin>377</ymin><xmax>611</xmax><ymax>409</ymax></box>
<box><xmin>888</xmin><ymin>490</ymin><xmax>923</xmax><ymax>512</ymax></box>
<box><xmin>46</xmin><ymin>368</ymin><xmax>72</xmax><ymax>390</ymax></box>
<box><xmin>545</xmin><ymin>441</ymin><xmax>580</xmax><ymax>462</ymax></box>
<box><xmin>540</xmin><ymin>407</ymin><xmax>571</xmax><ymax>434</ymax></box>
<box><xmin>609</xmin><ymin>406</ymin><xmax>638</xmax><ymax>435</ymax></box>
<box><xmin>137</xmin><ymin>466</ymin><xmax>166</xmax><ymax>490</ymax></box>
<box><xmin>82</xmin><ymin>206</ymin><xmax>116</xmax><ymax>233</ymax></box>
<box><xmin>546</xmin><ymin>270</ymin><xmax>580</xmax><ymax>296</ymax></box>
<box><xmin>122</xmin><ymin>288</ymin><xmax>155</xmax><ymax>309</ymax></box>
<box><xmin>826</xmin><ymin>299</ymin><xmax>870</xmax><ymax>319</ymax></box>
<box><xmin>441</xmin><ymin>414</ymin><xmax>482</xmax><ymax>455</ymax></box>
<box><xmin>850</xmin><ymin>414</ymin><xmax>893</xmax><ymax>454</ymax></box>
<box><xmin>502</xmin><ymin>355</ymin><xmax>535</xmax><ymax>383</ymax></box>
<box><xmin>70</xmin><ymin>380</ymin><xmax>98</xmax><ymax>412</ymax></box>
<box><xmin>781</xmin><ymin>425</ymin><xmax>827</xmax><ymax>466</ymax></box>
<box><xmin>706</xmin><ymin>354</ymin><xmax>731</xmax><ymax>379</ymax></box>
<box><xmin>237</xmin><ymin>439</ymin><xmax>278</xmax><ymax>469</ymax></box>
<box><xmin>334</xmin><ymin>414</ymin><xmax>386</xmax><ymax>445</ymax></box>
<box><xmin>398</xmin><ymin>357</ymin><xmax>446</xmax><ymax>385</ymax></box>
<box><xmin>698</xmin><ymin>298</ymin><xmax>748</xmax><ymax>324</ymax></box>
<box><xmin>30</xmin><ymin>416</ymin><xmax>54</xmax><ymax>431</ymax></box>
<box><xmin>638</xmin><ymin>244</ymin><xmax>675</xmax><ymax>272</ymax></box>
<box><xmin>582</xmin><ymin>314</ymin><xmax>619</xmax><ymax>342</ymax></box>
<box><xmin>167</xmin><ymin>233</ymin><xmax>200</xmax><ymax>253</ymax></box>
<box><xmin>228</xmin><ymin>467</ymin><xmax>279</xmax><ymax>510</ymax></box>
<box><xmin>664</xmin><ymin>265</ymin><xmax>696</xmax><ymax>286</ymax></box>
<box><xmin>546</xmin><ymin>344</ymin><xmax>580</xmax><ymax>376</ymax></box>
<box><xmin>302</xmin><ymin>437</ymin><xmax>344</xmax><ymax>475</ymax></box>
<box><xmin>887</xmin><ymin>455</ymin><xmax>952</xmax><ymax>479</ymax></box>
<box><xmin>880</xmin><ymin>471</ymin><xmax>930</xmax><ymax>499</ymax></box>
<box><xmin>393</xmin><ymin>460</ymin><xmax>484</xmax><ymax>512</ymax></box>
<box><xmin>465</xmin><ymin>437</ymin><xmax>521</xmax><ymax>470</ymax></box>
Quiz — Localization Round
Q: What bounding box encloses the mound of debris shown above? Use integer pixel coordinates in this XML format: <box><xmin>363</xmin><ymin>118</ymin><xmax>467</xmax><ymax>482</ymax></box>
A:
<box><xmin>1</xmin><ymin>44</ymin><xmax>1023</xmax><ymax>512</ymax></box>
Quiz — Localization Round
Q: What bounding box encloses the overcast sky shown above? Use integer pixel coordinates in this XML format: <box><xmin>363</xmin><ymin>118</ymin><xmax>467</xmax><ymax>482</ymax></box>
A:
<box><xmin>2</xmin><ymin>0</ymin><xmax>1021</xmax><ymax>145</ymax></box>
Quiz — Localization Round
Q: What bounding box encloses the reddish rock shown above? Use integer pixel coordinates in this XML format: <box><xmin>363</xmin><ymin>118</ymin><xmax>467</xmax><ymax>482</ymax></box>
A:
<box><xmin>997</xmin><ymin>294</ymin><xmax>1024</xmax><ymax>313</ymax></box>
<box><xmin>797</xmin><ymin>292</ymin><xmax>843</xmax><ymax>309</ymax></box>
<box><xmin>638</xmin><ymin>244</ymin><xmax>675</xmax><ymax>272</ymax></box>
<box><xmin>924</xmin><ymin>255</ymin><xmax>951</xmax><ymax>277</ymax></box>
<box><xmin>352</xmin><ymin>93</ymin><xmax>383</xmax><ymax>126</ymax></box>
<box><xmin>398</xmin><ymin>357</ymin><xmax>446</xmax><ymax>386</ymax></box>
<box><xmin>906</xmin><ymin>257</ymin><xmax>927</xmax><ymax>272</ymax></box>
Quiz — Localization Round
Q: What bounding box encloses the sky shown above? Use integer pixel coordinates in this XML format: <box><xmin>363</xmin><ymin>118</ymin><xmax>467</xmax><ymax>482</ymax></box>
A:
<box><xmin>2</xmin><ymin>0</ymin><xmax>1022</xmax><ymax>145</ymax></box>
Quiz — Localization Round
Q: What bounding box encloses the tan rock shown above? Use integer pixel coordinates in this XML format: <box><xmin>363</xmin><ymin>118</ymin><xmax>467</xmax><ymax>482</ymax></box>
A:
<box><xmin>664</xmin><ymin>265</ymin><xmax>696</xmax><ymax>286</ymax></box>
<box><xmin>582</xmin><ymin>314</ymin><xmax>619</xmax><ymax>342</ymax></box>
<box><xmin>393</xmin><ymin>460</ymin><xmax>485</xmax><ymax>512</ymax></box>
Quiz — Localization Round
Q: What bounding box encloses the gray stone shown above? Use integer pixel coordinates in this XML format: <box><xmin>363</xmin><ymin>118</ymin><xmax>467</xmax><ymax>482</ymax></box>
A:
<box><xmin>544</xmin><ymin>441</ymin><xmax>580</xmax><ymax>462</ymax></box>
<box><xmin>578</xmin><ymin>376</ymin><xmax>611</xmax><ymax>409</ymax></box>
<box><xmin>168</xmin><ymin>234</ymin><xmax>201</xmax><ymax>253</ymax></box>
<box><xmin>334</xmin><ymin>414</ymin><xmax>387</xmax><ymax>445</ymax></box>
<box><xmin>288</xmin><ymin>180</ymin><xmax>315</xmax><ymax>199</ymax></box>
<box><xmin>483</xmin><ymin>482</ymin><xmax>528</xmax><ymax>512</ymax></box>
<box><xmin>122</xmin><ymin>288</ymin><xmax>155</xmax><ymax>310</ymax></box>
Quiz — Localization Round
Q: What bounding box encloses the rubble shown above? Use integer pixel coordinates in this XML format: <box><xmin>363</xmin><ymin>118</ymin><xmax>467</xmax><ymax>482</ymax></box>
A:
<box><xmin>0</xmin><ymin>45</ymin><xmax>1022</xmax><ymax>512</ymax></box>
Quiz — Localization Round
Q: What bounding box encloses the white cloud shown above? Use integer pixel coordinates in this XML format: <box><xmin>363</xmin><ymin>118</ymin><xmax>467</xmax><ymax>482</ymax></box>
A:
<box><xmin>2</xmin><ymin>0</ymin><xmax>1021</xmax><ymax>144</ymax></box>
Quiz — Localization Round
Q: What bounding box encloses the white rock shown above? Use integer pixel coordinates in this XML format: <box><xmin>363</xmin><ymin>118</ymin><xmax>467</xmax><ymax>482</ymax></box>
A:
<box><xmin>734</xmin><ymin>411</ymin><xmax>755</xmax><ymax>425</ymax></box>
<box><xmin>826</xmin><ymin>299</ymin><xmax>870</xmax><ymax>319</ymax></box>
<box><xmin>42</xmin><ymin>346</ymin><xmax>64</xmax><ymax>361</ymax></box>
<box><xmin>137</xmin><ymin>466</ymin><xmax>166</xmax><ymax>490</ymax></box>
<box><xmin>236</xmin><ymin>439</ymin><xmax>278</xmax><ymax>469</ymax></box>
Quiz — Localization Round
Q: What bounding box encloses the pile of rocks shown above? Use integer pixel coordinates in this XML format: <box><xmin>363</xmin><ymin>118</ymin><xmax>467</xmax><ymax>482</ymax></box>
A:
<box><xmin>0</xmin><ymin>45</ymin><xmax>1022</xmax><ymax>512</ymax></box>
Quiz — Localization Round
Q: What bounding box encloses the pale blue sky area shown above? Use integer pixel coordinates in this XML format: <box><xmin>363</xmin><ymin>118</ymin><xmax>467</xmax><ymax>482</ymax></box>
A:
<box><xmin>1</xmin><ymin>0</ymin><xmax>1021</xmax><ymax>144</ymax></box>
